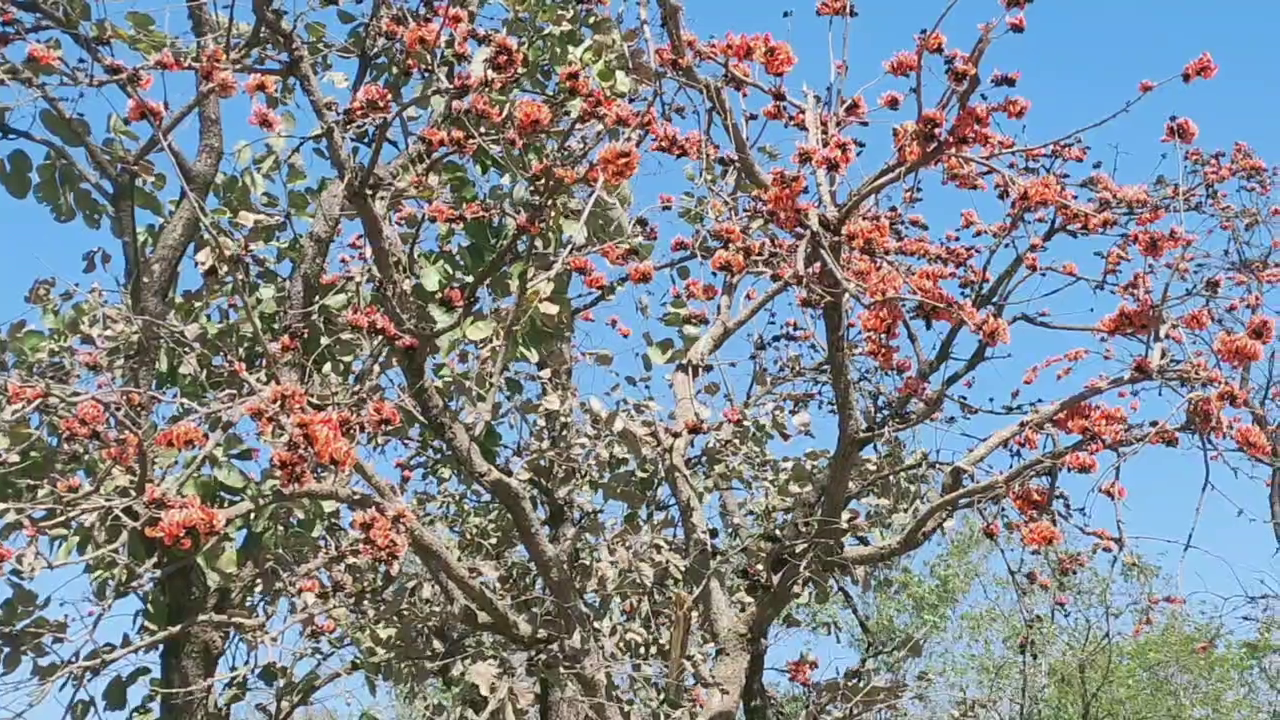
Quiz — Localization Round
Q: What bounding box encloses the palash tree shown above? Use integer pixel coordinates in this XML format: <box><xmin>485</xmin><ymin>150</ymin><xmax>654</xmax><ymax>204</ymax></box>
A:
<box><xmin>0</xmin><ymin>0</ymin><xmax>1278</xmax><ymax>718</ymax></box>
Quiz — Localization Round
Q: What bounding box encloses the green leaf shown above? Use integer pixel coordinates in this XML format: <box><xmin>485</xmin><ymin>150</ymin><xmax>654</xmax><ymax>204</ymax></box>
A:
<box><xmin>257</xmin><ymin>663</ymin><xmax>280</xmax><ymax>687</ymax></box>
<box><xmin>645</xmin><ymin>337</ymin><xmax>677</xmax><ymax>366</ymax></box>
<box><xmin>465</xmin><ymin>319</ymin><xmax>497</xmax><ymax>342</ymax></box>
<box><xmin>69</xmin><ymin>700</ymin><xmax>92</xmax><ymax>720</ymax></box>
<box><xmin>215</xmin><ymin>465</ymin><xmax>250</xmax><ymax>491</ymax></box>
<box><xmin>39</xmin><ymin>109</ymin><xmax>91</xmax><ymax>149</ymax></box>
<box><xmin>2</xmin><ymin>149</ymin><xmax>32</xmax><ymax>199</ymax></box>
<box><xmin>419</xmin><ymin>263</ymin><xmax>445</xmax><ymax>292</ymax></box>
<box><xmin>125</xmin><ymin>11</ymin><xmax>155</xmax><ymax>29</ymax></box>
<box><xmin>103</xmin><ymin>674</ymin><xmax>128</xmax><ymax>711</ymax></box>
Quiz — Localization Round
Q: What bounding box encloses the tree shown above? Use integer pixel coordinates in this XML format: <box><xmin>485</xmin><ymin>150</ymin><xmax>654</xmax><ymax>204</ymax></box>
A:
<box><xmin>761</xmin><ymin>521</ymin><xmax>1279</xmax><ymax>719</ymax></box>
<box><xmin>0</xmin><ymin>0</ymin><xmax>1277</xmax><ymax>718</ymax></box>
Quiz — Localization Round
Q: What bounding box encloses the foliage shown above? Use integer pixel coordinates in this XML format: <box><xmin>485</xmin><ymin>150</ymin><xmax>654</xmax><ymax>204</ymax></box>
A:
<box><xmin>770</xmin><ymin>525</ymin><xmax>1279</xmax><ymax>719</ymax></box>
<box><xmin>0</xmin><ymin>0</ymin><xmax>1276</xmax><ymax>718</ymax></box>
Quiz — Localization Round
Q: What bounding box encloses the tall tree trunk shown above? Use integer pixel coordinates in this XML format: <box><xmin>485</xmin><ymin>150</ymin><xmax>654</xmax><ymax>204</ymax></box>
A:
<box><xmin>742</xmin><ymin>637</ymin><xmax>771</xmax><ymax>720</ymax></box>
<box><xmin>159</xmin><ymin>566</ymin><xmax>227</xmax><ymax>719</ymax></box>
<box><xmin>540</xmin><ymin>678</ymin><xmax>585</xmax><ymax>720</ymax></box>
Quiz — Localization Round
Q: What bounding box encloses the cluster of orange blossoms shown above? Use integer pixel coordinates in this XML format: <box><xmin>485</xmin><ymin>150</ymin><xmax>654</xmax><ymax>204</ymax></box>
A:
<box><xmin>351</xmin><ymin>505</ymin><xmax>413</xmax><ymax>566</ymax></box>
<box><xmin>246</xmin><ymin>384</ymin><xmax>401</xmax><ymax>488</ymax></box>
<box><xmin>142</xmin><ymin>485</ymin><xmax>225</xmax><ymax>551</ymax></box>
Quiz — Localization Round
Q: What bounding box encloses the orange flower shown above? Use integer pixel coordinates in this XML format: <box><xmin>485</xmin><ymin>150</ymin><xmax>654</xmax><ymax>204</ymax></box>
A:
<box><xmin>1181</xmin><ymin>52</ymin><xmax>1218</xmax><ymax>84</ymax></box>
<box><xmin>126</xmin><ymin>97</ymin><xmax>166</xmax><ymax>124</ymax></box>
<box><xmin>1162</xmin><ymin>116</ymin><xmax>1199</xmax><ymax>145</ymax></box>
<box><xmin>1234</xmin><ymin>424</ymin><xmax>1273</xmax><ymax>460</ymax></box>
<box><xmin>512</xmin><ymin>97</ymin><xmax>553</xmax><ymax>134</ymax></box>
<box><xmin>595</xmin><ymin>143</ymin><xmax>641</xmax><ymax>185</ymax></box>
<box><xmin>155</xmin><ymin>421</ymin><xmax>207</xmax><ymax>451</ymax></box>
<box><xmin>243</xmin><ymin>73</ymin><xmax>280</xmax><ymax>96</ymax></box>
<box><xmin>351</xmin><ymin>84</ymin><xmax>393</xmax><ymax>119</ymax></box>
<box><xmin>25</xmin><ymin>43</ymin><xmax>60</xmax><ymax>66</ymax></box>
<box><xmin>883</xmin><ymin>51</ymin><xmax>920</xmax><ymax>78</ymax></box>
<box><xmin>1020</xmin><ymin>520</ymin><xmax>1064</xmax><ymax>550</ymax></box>
<box><xmin>628</xmin><ymin>261</ymin><xmax>655</xmax><ymax>284</ymax></box>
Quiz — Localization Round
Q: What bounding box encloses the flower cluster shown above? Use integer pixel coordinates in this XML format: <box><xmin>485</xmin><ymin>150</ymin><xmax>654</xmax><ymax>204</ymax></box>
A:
<box><xmin>352</xmin><ymin>505</ymin><xmax>413</xmax><ymax>567</ymax></box>
<box><xmin>155</xmin><ymin>420</ymin><xmax>208</xmax><ymax>451</ymax></box>
<box><xmin>143</xmin><ymin>486</ymin><xmax>226</xmax><ymax>551</ymax></box>
<box><xmin>345</xmin><ymin>305</ymin><xmax>419</xmax><ymax>349</ymax></box>
<box><xmin>785</xmin><ymin>654</ymin><xmax>819</xmax><ymax>687</ymax></box>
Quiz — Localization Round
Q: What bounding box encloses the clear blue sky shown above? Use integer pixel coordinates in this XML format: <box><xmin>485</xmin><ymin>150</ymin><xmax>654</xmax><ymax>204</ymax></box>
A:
<box><xmin>2</xmin><ymin>0</ymin><xmax>1277</xmax><ymax>716</ymax></box>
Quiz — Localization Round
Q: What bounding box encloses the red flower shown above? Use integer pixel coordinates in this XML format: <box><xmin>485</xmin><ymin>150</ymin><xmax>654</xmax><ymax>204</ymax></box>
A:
<box><xmin>103</xmin><ymin>433</ymin><xmax>140</xmax><ymax>465</ymax></box>
<box><xmin>1181</xmin><ymin>52</ymin><xmax>1219</xmax><ymax>84</ymax></box>
<box><xmin>144</xmin><ymin>495</ymin><xmax>226</xmax><ymax>550</ymax></box>
<box><xmin>919</xmin><ymin>31</ymin><xmax>946</xmax><ymax>55</ymax></box>
<box><xmin>1162</xmin><ymin>116</ymin><xmax>1199</xmax><ymax>145</ymax></box>
<box><xmin>760</xmin><ymin>38</ymin><xmax>797</xmax><ymax>76</ymax></box>
<box><xmin>883</xmin><ymin>50</ymin><xmax>921</xmax><ymax>78</ymax></box>
<box><xmin>1006</xmin><ymin>13</ymin><xmax>1027</xmax><ymax>33</ymax></box>
<box><xmin>878</xmin><ymin>91</ymin><xmax>903</xmax><ymax>110</ymax></box>
<box><xmin>584</xmin><ymin>272</ymin><xmax>609</xmax><ymax>291</ymax></box>
<box><xmin>1063</xmin><ymin>451</ymin><xmax>1099</xmax><ymax>474</ymax></box>
<box><xmin>975</xmin><ymin>314</ymin><xmax>1011</xmax><ymax>346</ymax></box>
<box><xmin>366</xmin><ymin>400</ymin><xmax>402</xmax><ymax>433</ymax></box>
<box><xmin>249</xmin><ymin>104</ymin><xmax>282</xmax><ymax>133</ymax></box>
<box><xmin>152</xmin><ymin>49</ymin><xmax>185</xmax><ymax>71</ymax></box>
<box><xmin>351</xmin><ymin>84</ymin><xmax>393</xmax><ymax>119</ymax></box>
<box><xmin>1009</xmin><ymin>483</ymin><xmax>1051</xmax><ymax>518</ymax></box>
<box><xmin>628</xmin><ymin>261</ymin><xmax>655</xmax><ymax>284</ymax></box>
<box><xmin>1245</xmin><ymin>315</ymin><xmax>1275</xmax><ymax>344</ymax></box>
<box><xmin>485</xmin><ymin>34</ymin><xmax>525</xmax><ymax>80</ymax></box>
<box><xmin>1099</xmin><ymin>479</ymin><xmax>1127</xmax><ymax>502</ymax></box>
<box><xmin>709</xmin><ymin>249</ymin><xmax>747</xmax><ymax>276</ymax></box>
<box><xmin>815</xmin><ymin>0</ymin><xmax>855</xmax><ymax>16</ymax></box>
<box><xmin>25</xmin><ymin>43</ymin><xmax>60</xmax><ymax>66</ymax></box>
<box><xmin>513</xmin><ymin>97</ymin><xmax>553</xmax><ymax>134</ymax></box>
<box><xmin>594</xmin><ymin>142</ymin><xmax>641</xmax><ymax>185</ymax></box>
<box><xmin>785</xmin><ymin>655</ymin><xmax>819</xmax><ymax>687</ymax></box>
<box><xmin>244</xmin><ymin>73</ymin><xmax>280</xmax><ymax>96</ymax></box>
<box><xmin>1020</xmin><ymin>520</ymin><xmax>1064</xmax><ymax>550</ymax></box>
<box><xmin>126</xmin><ymin>97</ymin><xmax>166</xmax><ymax>124</ymax></box>
<box><xmin>1235</xmin><ymin>424</ymin><xmax>1273</xmax><ymax>460</ymax></box>
<box><xmin>1003</xmin><ymin>96</ymin><xmax>1031</xmax><ymax>120</ymax></box>
<box><xmin>7</xmin><ymin>382</ymin><xmax>45</xmax><ymax>405</ymax></box>
<box><xmin>1214</xmin><ymin>331</ymin><xmax>1263</xmax><ymax>368</ymax></box>
<box><xmin>156</xmin><ymin>421</ymin><xmax>208</xmax><ymax>451</ymax></box>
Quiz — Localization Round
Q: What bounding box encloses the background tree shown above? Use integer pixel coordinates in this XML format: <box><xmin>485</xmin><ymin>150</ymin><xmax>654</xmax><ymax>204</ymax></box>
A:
<box><xmin>760</xmin><ymin>520</ymin><xmax>1279</xmax><ymax>719</ymax></box>
<box><xmin>0</xmin><ymin>0</ymin><xmax>1278</xmax><ymax>719</ymax></box>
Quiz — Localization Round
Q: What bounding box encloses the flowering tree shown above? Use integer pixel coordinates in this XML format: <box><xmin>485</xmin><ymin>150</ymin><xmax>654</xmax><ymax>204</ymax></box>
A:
<box><xmin>0</xmin><ymin>0</ymin><xmax>1277</xmax><ymax>718</ymax></box>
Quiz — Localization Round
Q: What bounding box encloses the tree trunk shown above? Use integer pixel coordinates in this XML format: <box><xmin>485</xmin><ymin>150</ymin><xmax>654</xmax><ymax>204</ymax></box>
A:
<box><xmin>540</xmin><ymin>677</ymin><xmax>585</xmax><ymax>720</ymax></box>
<box><xmin>742</xmin><ymin>637</ymin><xmax>771</xmax><ymax>720</ymax></box>
<box><xmin>159</xmin><ymin>565</ymin><xmax>227</xmax><ymax>719</ymax></box>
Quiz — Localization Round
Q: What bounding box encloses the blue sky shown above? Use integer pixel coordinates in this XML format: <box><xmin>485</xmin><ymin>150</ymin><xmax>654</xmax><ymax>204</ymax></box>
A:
<box><xmin>2</xmin><ymin>0</ymin><xmax>1278</xmax><ymax>715</ymax></box>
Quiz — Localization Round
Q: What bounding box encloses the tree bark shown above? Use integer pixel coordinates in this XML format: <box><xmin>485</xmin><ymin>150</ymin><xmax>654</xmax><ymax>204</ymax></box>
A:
<box><xmin>540</xmin><ymin>678</ymin><xmax>585</xmax><ymax>720</ymax></box>
<box><xmin>742</xmin><ymin>637</ymin><xmax>771</xmax><ymax>720</ymax></box>
<box><xmin>159</xmin><ymin>566</ymin><xmax>227</xmax><ymax>719</ymax></box>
